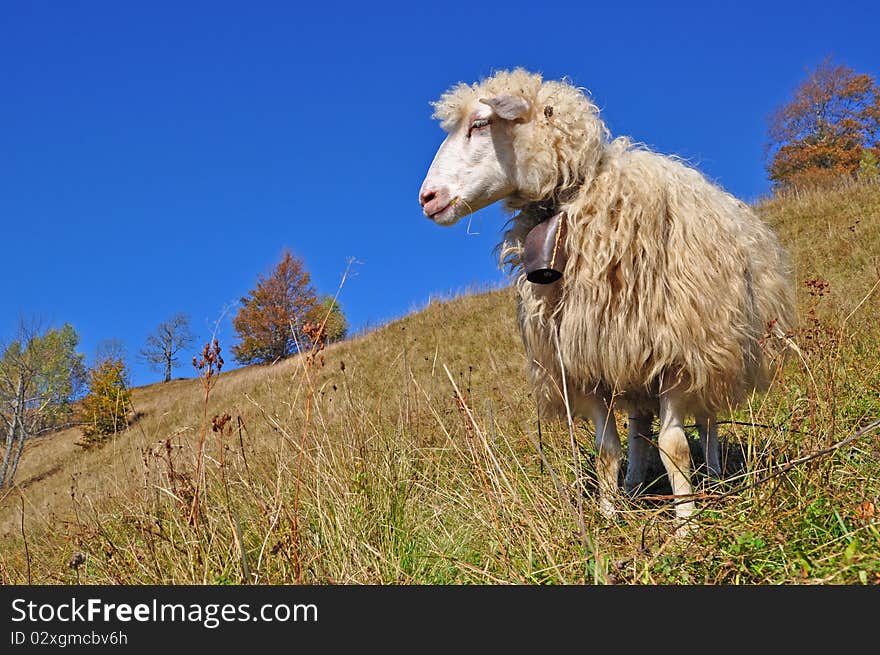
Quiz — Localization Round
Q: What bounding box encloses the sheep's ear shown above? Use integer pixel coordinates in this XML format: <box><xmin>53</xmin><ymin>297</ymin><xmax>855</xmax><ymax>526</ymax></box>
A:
<box><xmin>479</xmin><ymin>94</ymin><xmax>530</xmax><ymax>121</ymax></box>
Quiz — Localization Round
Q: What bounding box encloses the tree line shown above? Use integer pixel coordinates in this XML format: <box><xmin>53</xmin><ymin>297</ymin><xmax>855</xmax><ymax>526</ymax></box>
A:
<box><xmin>0</xmin><ymin>249</ymin><xmax>346</xmax><ymax>487</ymax></box>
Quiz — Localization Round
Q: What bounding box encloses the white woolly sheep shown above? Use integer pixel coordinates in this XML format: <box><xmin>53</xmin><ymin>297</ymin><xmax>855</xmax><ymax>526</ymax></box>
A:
<box><xmin>418</xmin><ymin>69</ymin><xmax>795</xmax><ymax>526</ymax></box>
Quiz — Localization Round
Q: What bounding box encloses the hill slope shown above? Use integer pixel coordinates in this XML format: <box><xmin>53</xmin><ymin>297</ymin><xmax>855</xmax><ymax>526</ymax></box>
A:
<box><xmin>2</xmin><ymin>179</ymin><xmax>879</xmax><ymax>584</ymax></box>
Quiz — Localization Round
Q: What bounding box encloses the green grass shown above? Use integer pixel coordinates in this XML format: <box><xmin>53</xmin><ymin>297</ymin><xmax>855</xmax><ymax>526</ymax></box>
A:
<box><xmin>1</xmin><ymin>178</ymin><xmax>878</xmax><ymax>585</ymax></box>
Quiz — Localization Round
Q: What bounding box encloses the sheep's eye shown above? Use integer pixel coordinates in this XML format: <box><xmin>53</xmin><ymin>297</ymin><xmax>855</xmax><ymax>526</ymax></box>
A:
<box><xmin>467</xmin><ymin>118</ymin><xmax>491</xmax><ymax>137</ymax></box>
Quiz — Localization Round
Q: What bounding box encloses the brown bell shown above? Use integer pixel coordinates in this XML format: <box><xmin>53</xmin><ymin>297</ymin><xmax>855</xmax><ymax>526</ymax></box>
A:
<box><xmin>523</xmin><ymin>212</ymin><xmax>568</xmax><ymax>284</ymax></box>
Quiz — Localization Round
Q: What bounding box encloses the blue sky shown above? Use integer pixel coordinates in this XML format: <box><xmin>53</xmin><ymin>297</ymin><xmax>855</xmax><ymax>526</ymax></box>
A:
<box><xmin>1</xmin><ymin>1</ymin><xmax>877</xmax><ymax>387</ymax></box>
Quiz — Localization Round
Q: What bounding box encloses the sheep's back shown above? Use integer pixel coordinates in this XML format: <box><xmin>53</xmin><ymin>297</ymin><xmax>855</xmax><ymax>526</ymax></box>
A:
<box><xmin>515</xmin><ymin>145</ymin><xmax>795</xmax><ymax>415</ymax></box>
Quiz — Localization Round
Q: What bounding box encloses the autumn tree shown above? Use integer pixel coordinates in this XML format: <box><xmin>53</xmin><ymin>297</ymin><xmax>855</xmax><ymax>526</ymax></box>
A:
<box><xmin>304</xmin><ymin>296</ymin><xmax>348</xmax><ymax>346</ymax></box>
<box><xmin>232</xmin><ymin>249</ymin><xmax>318</xmax><ymax>365</ymax></box>
<box><xmin>140</xmin><ymin>313</ymin><xmax>195</xmax><ymax>383</ymax></box>
<box><xmin>79</xmin><ymin>357</ymin><xmax>132</xmax><ymax>445</ymax></box>
<box><xmin>767</xmin><ymin>57</ymin><xmax>880</xmax><ymax>189</ymax></box>
<box><xmin>0</xmin><ymin>321</ymin><xmax>87</xmax><ymax>486</ymax></box>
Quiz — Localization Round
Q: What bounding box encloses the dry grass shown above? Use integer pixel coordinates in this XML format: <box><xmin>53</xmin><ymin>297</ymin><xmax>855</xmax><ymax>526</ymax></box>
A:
<box><xmin>1</xmin><ymin>180</ymin><xmax>879</xmax><ymax>585</ymax></box>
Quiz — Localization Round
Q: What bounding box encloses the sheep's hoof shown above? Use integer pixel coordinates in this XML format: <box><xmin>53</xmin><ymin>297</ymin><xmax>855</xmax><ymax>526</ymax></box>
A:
<box><xmin>599</xmin><ymin>497</ymin><xmax>617</xmax><ymax>520</ymax></box>
<box><xmin>671</xmin><ymin>519</ymin><xmax>698</xmax><ymax>540</ymax></box>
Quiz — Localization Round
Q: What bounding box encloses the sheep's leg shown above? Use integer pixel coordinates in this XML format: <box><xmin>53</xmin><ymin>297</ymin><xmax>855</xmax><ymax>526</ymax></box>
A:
<box><xmin>696</xmin><ymin>414</ymin><xmax>722</xmax><ymax>479</ymax></box>
<box><xmin>658</xmin><ymin>393</ymin><xmax>695</xmax><ymax>523</ymax></box>
<box><xmin>625</xmin><ymin>412</ymin><xmax>654</xmax><ymax>496</ymax></box>
<box><xmin>587</xmin><ymin>397</ymin><xmax>622</xmax><ymax>519</ymax></box>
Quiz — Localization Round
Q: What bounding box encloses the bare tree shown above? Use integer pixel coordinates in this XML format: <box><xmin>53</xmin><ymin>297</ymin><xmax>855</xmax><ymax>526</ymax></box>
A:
<box><xmin>95</xmin><ymin>338</ymin><xmax>126</xmax><ymax>366</ymax></box>
<box><xmin>139</xmin><ymin>314</ymin><xmax>195</xmax><ymax>383</ymax></box>
<box><xmin>0</xmin><ymin>372</ymin><xmax>25</xmax><ymax>488</ymax></box>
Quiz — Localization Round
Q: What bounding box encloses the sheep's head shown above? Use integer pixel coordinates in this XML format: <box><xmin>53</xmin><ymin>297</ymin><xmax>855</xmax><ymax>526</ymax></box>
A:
<box><xmin>419</xmin><ymin>69</ymin><xmax>608</xmax><ymax>226</ymax></box>
<box><xmin>419</xmin><ymin>93</ymin><xmax>527</xmax><ymax>225</ymax></box>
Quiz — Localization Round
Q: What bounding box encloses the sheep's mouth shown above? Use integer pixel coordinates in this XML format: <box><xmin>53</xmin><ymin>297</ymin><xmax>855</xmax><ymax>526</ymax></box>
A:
<box><xmin>427</xmin><ymin>197</ymin><xmax>459</xmax><ymax>223</ymax></box>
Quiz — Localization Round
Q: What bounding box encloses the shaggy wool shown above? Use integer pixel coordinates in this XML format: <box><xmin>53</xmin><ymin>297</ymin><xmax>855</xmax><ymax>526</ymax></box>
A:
<box><xmin>433</xmin><ymin>69</ymin><xmax>796</xmax><ymax>417</ymax></box>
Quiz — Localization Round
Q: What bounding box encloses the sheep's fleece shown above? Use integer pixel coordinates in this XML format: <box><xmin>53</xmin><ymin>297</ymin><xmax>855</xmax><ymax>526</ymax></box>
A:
<box><xmin>432</xmin><ymin>69</ymin><xmax>796</xmax><ymax>418</ymax></box>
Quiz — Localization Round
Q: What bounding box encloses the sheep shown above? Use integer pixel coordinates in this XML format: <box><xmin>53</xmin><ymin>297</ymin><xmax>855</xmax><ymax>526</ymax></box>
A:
<box><xmin>418</xmin><ymin>69</ymin><xmax>795</xmax><ymax>526</ymax></box>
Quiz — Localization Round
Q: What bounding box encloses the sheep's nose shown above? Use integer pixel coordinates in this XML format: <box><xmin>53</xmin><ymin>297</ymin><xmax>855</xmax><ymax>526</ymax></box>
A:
<box><xmin>419</xmin><ymin>188</ymin><xmax>437</xmax><ymax>208</ymax></box>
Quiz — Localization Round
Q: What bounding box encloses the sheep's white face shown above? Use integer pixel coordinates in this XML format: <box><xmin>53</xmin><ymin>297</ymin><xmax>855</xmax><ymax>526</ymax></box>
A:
<box><xmin>419</xmin><ymin>94</ymin><xmax>530</xmax><ymax>226</ymax></box>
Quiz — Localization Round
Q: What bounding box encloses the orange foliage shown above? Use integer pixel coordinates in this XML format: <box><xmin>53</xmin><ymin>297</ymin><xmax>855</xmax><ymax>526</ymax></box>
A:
<box><xmin>767</xmin><ymin>57</ymin><xmax>880</xmax><ymax>189</ymax></box>
<box><xmin>231</xmin><ymin>250</ymin><xmax>318</xmax><ymax>365</ymax></box>
<box><xmin>79</xmin><ymin>358</ymin><xmax>132</xmax><ymax>444</ymax></box>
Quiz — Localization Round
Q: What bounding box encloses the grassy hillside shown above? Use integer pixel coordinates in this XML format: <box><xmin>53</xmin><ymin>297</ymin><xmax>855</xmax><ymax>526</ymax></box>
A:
<box><xmin>2</xmin><ymin>179</ymin><xmax>879</xmax><ymax>585</ymax></box>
